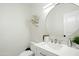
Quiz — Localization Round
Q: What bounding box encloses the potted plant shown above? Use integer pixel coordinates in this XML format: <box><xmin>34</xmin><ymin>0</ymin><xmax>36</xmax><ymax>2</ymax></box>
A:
<box><xmin>72</xmin><ymin>36</ymin><xmax>79</xmax><ymax>49</ymax></box>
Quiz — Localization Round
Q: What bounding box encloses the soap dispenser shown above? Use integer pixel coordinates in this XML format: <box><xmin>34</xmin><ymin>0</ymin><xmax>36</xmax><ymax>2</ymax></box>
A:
<box><xmin>68</xmin><ymin>38</ymin><xmax>72</xmax><ymax>47</ymax></box>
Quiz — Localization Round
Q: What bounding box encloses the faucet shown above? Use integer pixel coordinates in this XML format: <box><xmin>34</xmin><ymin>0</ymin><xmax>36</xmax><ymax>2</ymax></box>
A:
<box><xmin>54</xmin><ymin>39</ymin><xmax>57</xmax><ymax>44</ymax></box>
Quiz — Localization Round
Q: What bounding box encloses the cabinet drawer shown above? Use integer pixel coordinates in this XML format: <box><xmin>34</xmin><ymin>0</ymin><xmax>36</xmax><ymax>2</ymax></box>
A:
<box><xmin>36</xmin><ymin>47</ymin><xmax>58</xmax><ymax>56</ymax></box>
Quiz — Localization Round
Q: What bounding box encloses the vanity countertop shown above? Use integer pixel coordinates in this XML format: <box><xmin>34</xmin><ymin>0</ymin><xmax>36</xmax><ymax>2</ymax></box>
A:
<box><xmin>33</xmin><ymin>42</ymin><xmax>79</xmax><ymax>56</ymax></box>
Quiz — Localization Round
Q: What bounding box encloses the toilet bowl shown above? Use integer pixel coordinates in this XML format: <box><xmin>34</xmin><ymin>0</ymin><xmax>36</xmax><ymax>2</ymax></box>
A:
<box><xmin>19</xmin><ymin>50</ymin><xmax>34</xmax><ymax>56</ymax></box>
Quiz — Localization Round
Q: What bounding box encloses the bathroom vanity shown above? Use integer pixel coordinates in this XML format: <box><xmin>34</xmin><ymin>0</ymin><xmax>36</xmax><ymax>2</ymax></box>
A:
<box><xmin>30</xmin><ymin>3</ymin><xmax>79</xmax><ymax>56</ymax></box>
<box><xmin>31</xmin><ymin>42</ymin><xmax>79</xmax><ymax>56</ymax></box>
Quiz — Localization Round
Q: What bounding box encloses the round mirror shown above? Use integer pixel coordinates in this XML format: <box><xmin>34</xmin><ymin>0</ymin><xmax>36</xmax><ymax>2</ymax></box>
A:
<box><xmin>46</xmin><ymin>3</ymin><xmax>79</xmax><ymax>40</ymax></box>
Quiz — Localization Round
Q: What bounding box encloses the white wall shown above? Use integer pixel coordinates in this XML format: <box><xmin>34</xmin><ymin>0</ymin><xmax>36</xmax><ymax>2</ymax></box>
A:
<box><xmin>30</xmin><ymin>3</ymin><xmax>48</xmax><ymax>43</ymax></box>
<box><xmin>0</xmin><ymin>3</ymin><xmax>31</xmax><ymax>56</ymax></box>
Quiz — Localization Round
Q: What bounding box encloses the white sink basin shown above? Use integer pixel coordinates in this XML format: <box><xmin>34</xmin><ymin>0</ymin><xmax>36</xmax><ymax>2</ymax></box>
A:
<box><xmin>34</xmin><ymin>42</ymin><xmax>79</xmax><ymax>56</ymax></box>
<box><xmin>47</xmin><ymin>42</ymin><xmax>63</xmax><ymax>50</ymax></box>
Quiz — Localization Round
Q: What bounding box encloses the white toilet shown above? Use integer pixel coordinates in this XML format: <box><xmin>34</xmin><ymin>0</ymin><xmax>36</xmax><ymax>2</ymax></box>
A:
<box><xmin>19</xmin><ymin>50</ymin><xmax>34</xmax><ymax>56</ymax></box>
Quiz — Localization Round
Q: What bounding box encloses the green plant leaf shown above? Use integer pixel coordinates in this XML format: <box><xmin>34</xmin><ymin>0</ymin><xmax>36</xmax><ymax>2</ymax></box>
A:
<box><xmin>72</xmin><ymin>36</ymin><xmax>79</xmax><ymax>44</ymax></box>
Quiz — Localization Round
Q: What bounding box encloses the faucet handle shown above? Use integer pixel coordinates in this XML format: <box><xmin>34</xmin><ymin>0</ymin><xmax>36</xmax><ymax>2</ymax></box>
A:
<box><xmin>51</xmin><ymin>40</ymin><xmax>53</xmax><ymax>43</ymax></box>
<box><xmin>54</xmin><ymin>39</ymin><xmax>57</xmax><ymax>43</ymax></box>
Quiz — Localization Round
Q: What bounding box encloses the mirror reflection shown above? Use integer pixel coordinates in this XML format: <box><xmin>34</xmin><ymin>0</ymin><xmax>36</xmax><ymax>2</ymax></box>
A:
<box><xmin>45</xmin><ymin>3</ymin><xmax>79</xmax><ymax>45</ymax></box>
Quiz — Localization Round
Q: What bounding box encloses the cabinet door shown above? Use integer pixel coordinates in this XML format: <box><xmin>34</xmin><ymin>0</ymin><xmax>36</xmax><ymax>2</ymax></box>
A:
<box><xmin>36</xmin><ymin>47</ymin><xmax>58</xmax><ymax>56</ymax></box>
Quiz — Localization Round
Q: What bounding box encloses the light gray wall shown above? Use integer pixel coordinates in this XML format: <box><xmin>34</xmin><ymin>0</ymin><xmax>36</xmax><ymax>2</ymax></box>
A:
<box><xmin>30</xmin><ymin>3</ymin><xmax>48</xmax><ymax>43</ymax></box>
<box><xmin>0</xmin><ymin>3</ymin><xmax>31</xmax><ymax>56</ymax></box>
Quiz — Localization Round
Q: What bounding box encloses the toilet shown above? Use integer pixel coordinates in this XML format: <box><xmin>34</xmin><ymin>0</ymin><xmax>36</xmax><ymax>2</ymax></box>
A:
<box><xmin>19</xmin><ymin>50</ymin><xmax>34</xmax><ymax>56</ymax></box>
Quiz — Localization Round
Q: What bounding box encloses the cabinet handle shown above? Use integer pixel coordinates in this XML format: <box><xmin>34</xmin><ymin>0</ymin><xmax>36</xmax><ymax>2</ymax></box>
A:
<box><xmin>40</xmin><ymin>52</ymin><xmax>46</xmax><ymax>56</ymax></box>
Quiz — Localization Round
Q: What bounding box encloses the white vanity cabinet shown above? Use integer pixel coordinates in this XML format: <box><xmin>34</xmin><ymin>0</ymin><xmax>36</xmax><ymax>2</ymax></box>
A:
<box><xmin>31</xmin><ymin>42</ymin><xmax>79</xmax><ymax>56</ymax></box>
<box><xmin>36</xmin><ymin>47</ymin><xmax>58</xmax><ymax>56</ymax></box>
<box><xmin>31</xmin><ymin>42</ymin><xmax>58</xmax><ymax>56</ymax></box>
